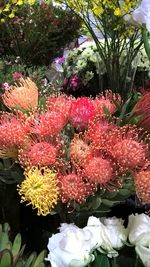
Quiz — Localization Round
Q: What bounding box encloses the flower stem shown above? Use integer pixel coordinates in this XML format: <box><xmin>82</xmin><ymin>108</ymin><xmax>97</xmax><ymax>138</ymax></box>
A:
<box><xmin>142</xmin><ymin>25</ymin><xmax>150</xmax><ymax>62</ymax></box>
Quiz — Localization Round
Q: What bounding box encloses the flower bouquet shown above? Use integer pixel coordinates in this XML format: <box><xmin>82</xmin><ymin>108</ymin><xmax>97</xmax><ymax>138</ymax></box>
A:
<box><xmin>0</xmin><ymin>77</ymin><xmax>149</xmax><ymax>220</ymax></box>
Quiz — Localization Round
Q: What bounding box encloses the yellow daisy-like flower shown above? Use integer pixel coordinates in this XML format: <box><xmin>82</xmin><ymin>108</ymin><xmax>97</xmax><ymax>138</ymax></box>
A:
<box><xmin>17</xmin><ymin>167</ymin><xmax>59</xmax><ymax>216</ymax></box>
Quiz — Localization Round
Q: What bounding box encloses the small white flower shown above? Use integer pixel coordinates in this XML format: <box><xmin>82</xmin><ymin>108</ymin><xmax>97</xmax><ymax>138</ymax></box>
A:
<box><xmin>128</xmin><ymin>214</ymin><xmax>150</xmax><ymax>246</ymax></box>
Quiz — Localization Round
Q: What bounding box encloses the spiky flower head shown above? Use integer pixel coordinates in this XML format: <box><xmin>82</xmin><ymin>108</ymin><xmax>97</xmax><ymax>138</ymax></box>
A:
<box><xmin>93</xmin><ymin>91</ymin><xmax>120</xmax><ymax>118</ymax></box>
<box><xmin>83</xmin><ymin>156</ymin><xmax>113</xmax><ymax>185</ymax></box>
<box><xmin>0</xmin><ymin>113</ymin><xmax>29</xmax><ymax>148</ymax></box>
<box><xmin>86</xmin><ymin>118</ymin><xmax>116</xmax><ymax>152</ymax></box>
<box><xmin>70</xmin><ymin>97</ymin><xmax>95</xmax><ymax>129</ymax></box>
<box><xmin>69</xmin><ymin>134</ymin><xmax>92</xmax><ymax>167</ymax></box>
<box><xmin>58</xmin><ymin>169</ymin><xmax>95</xmax><ymax>203</ymax></box>
<box><xmin>29</xmin><ymin>111</ymin><xmax>66</xmax><ymax>138</ymax></box>
<box><xmin>134</xmin><ymin>167</ymin><xmax>150</xmax><ymax>204</ymax></box>
<box><xmin>46</xmin><ymin>94</ymin><xmax>72</xmax><ymax>123</ymax></box>
<box><xmin>112</xmin><ymin>139</ymin><xmax>147</xmax><ymax>170</ymax></box>
<box><xmin>19</xmin><ymin>139</ymin><xmax>58</xmax><ymax>168</ymax></box>
<box><xmin>2</xmin><ymin>78</ymin><xmax>38</xmax><ymax>111</ymax></box>
<box><xmin>17</xmin><ymin>167</ymin><xmax>59</xmax><ymax>216</ymax></box>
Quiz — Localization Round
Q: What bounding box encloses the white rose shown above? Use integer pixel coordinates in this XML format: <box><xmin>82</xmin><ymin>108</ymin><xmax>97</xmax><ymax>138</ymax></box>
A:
<box><xmin>46</xmin><ymin>225</ymin><xmax>94</xmax><ymax>267</ymax></box>
<box><xmin>84</xmin><ymin>216</ymin><xmax>118</xmax><ymax>257</ymax></box>
<box><xmin>135</xmin><ymin>245</ymin><xmax>150</xmax><ymax>267</ymax></box>
<box><xmin>132</xmin><ymin>0</ymin><xmax>150</xmax><ymax>32</ymax></box>
<box><xmin>128</xmin><ymin>214</ymin><xmax>150</xmax><ymax>246</ymax></box>
<box><xmin>102</xmin><ymin>217</ymin><xmax>128</xmax><ymax>249</ymax></box>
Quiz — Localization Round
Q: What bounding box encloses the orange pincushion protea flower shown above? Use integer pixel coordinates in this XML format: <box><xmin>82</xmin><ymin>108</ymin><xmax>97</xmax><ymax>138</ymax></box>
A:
<box><xmin>93</xmin><ymin>91</ymin><xmax>120</xmax><ymax>118</ymax></box>
<box><xmin>112</xmin><ymin>139</ymin><xmax>147</xmax><ymax>170</ymax></box>
<box><xmin>46</xmin><ymin>94</ymin><xmax>72</xmax><ymax>123</ymax></box>
<box><xmin>83</xmin><ymin>156</ymin><xmax>113</xmax><ymax>185</ymax></box>
<box><xmin>58</xmin><ymin>168</ymin><xmax>96</xmax><ymax>203</ymax></box>
<box><xmin>19</xmin><ymin>140</ymin><xmax>58</xmax><ymax>168</ymax></box>
<box><xmin>70</xmin><ymin>135</ymin><xmax>92</xmax><ymax>167</ymax></box>
<box><xmin>0</xmin><ymin>113</ymin><xmax>29</xmax><ymax>148</ymax></box>
<box><xmin>29</xmin><ymin>111</ymin><xmax>66</xmax><ymax>138</ymax></box>
<box><xmin>134</xmin><ymin>168</ymin><xmax>150</xmax><ymax>203</ymax></box>
<box><xmin>86</xmin><ymin>118</ymin><xmax>118</xmax><ymax>153</ymax></box>
<box><xmin>2</xmin><ymin>78</ymin><xmax>38</xmax><ymax>111</ymax></box>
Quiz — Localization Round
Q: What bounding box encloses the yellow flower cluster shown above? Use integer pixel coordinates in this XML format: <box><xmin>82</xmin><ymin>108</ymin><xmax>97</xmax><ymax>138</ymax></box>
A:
<box><xmin>17</xmin><ymin>167</ymin><xmax>59</xmax><ymax>216</ymax></box>
<box><xmin>0</xmin><ymin>0</ymin><xmax>36</xmax><ymax>22</ymax></box>
<box><xmin>57</xmin><ymin>0</ymin><xmax>138</xmax><ymax>17</ymax></box>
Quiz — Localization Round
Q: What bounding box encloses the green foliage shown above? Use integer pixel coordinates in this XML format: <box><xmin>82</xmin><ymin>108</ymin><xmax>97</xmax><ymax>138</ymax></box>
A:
<box><xmin>0</xmin><ymin>2</ymin><xmax>81</xmax><ymax>66</ymax></box>
<box><xmin>0</xmin><ymin>223</ymin><xmax>46</xmax><ymax>267</ymax></box>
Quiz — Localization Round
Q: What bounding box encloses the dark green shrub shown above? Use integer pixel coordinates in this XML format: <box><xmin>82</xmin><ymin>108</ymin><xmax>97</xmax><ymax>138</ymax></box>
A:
<box><xmin>0</xmin><ymin>2</ymin><xmax>81</xmax><ymax>66</ymax></box>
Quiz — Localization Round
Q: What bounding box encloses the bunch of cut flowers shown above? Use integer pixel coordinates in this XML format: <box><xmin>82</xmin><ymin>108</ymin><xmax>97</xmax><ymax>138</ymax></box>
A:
<box><xmin>0</xmin><ymin>77</ymin><xmax>149</xmax><ymax>219</ymax></box>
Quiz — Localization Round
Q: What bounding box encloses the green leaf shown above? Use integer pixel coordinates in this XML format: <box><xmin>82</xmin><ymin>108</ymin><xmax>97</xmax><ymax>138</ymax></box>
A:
<box><xmin>24</xmin><ymin>253</ymin><xmax>36</xmax><ymax>267</ymax></box>
<box><xmin>93</xmin><ymin>254</ymin><xmax>110</xmax><ymax>267</ymax></box>
<box><xmin>0</xmin><ymin>249</ymin><xmax>12</xmax><ymax>267</ymax></box>
<box><xmin>91</xmin><ymin>198</ymin><xmax>102</xmax><ymax>210</ymax></box>
<box><xmin>12</xmin><ymin>234</ymin><xmax>22</xmax><ymax>259</ymax></box>
<box><xmin>3</xmin><ymin>224</ymin><xmax>10</xmax><ymax>234</ymax></box>
<box><xmin>0</xmin><ymin>232</ymin><xmax>9</xmax><ymax>250</ymax></box>
<box><xmin>32</xmin><ymin>250</ymin><xmax>46</xmax><ymax>267</ymax></box>
<box><xmin>102</xmin><ymin>199</ymin><xmax>114</xmax><ymax>207</ymax></box>
<box><xmin>118</xmin><ymin>189</ymin><xmax>130</xmax><ymax>196</ymax></box>
<box><xmin>14</xmin><ymin>260</ymin><xmax>23</xmax><ymax>267</ymax></box>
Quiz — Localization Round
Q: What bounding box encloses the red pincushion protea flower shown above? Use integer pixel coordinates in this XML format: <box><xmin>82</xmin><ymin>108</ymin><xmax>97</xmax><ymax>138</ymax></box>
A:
<box><xmin>70</xmin><ymin>97</ymin><xmax>95</xmax><ymax>129</ymax></box>
<box><xmin>58</xmin><ymin>171</ymin><xmax>95</xmax><ymax>203</ymax></box>
<box><xmin>2</xmin><ymin>78</ymin><xmax>38</xmax><ymax>111</ymax></box>
<box><xmin>132</xmin><ymin>92</ymin><xmax>150</xmax><ymax>132</ymax></box>
<box><xmin>19</xmin><ymin>140</ymin><xmax>58</xmax><ymax>168</ymax></box>
<box><xmin>70</xmin><ymin>135</ymin><xmax>92</xmax><ymax>167</ymax></box>
<box><xmin>29</xmin><ymin>111</ymin><xmax>66</xmax><ymax>138</ymax></box>
<box><xmin>46</xmin><ymin>94</ymin><xmax>72</xmax><ymax>123</ymax></box>
<box><xmin>83</xmin><ymin>156</ymin><xmax>113</xmax><ymax>185</ymax></box>
<box><xmin>134</xmin><ymin>169</ymin><xmax>150</xmax><ymax>203</ymax></box>
<box><xmin>0</xmin><ymin>113</ymin><xmax>29</xmax><ymax>148</ymax></box>
<box><xmin>112</xmin><ymin>139</ymin><xmax>146</xmax><ymax>170</ymax></box>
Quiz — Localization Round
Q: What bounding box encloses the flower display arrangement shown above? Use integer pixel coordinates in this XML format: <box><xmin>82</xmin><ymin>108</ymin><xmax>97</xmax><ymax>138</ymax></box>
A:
<box><xmin>0</xmin><ymin>77</ymin><xmax>150</xmax><ymax>267</ymax></box>
<box><xmin>0</xmin><ymin>0</ymin><xmax>150</xmax><ymax>267</ymax></box>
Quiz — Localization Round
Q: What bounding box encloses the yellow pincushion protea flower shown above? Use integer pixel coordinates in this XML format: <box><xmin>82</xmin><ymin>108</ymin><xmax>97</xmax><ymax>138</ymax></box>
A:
<box><xmin>17</xmin><ymin>167</ymin><xmax>59</xmax><ymax>216</ymax></box>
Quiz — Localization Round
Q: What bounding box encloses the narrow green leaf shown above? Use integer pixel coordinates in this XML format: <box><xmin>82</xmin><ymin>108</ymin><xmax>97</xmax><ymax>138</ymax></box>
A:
<box><xmin>12</xmin><ymin>234</ymin><xmax>22</xmax><ymax>259</ymax></box>
<box><xmin>32</xmin><ymin>250</ymin><xmax>46</xmax><ymax>267</ymax></box>
<box><xmin>24</xmin><ymin>252</ymin><xmax>37</xmax><ymax>267</ymax></box>
<box><xmin>0</xmin><ymin>232</ymin><xmax>9</xmax><ymax>250</ymax></box>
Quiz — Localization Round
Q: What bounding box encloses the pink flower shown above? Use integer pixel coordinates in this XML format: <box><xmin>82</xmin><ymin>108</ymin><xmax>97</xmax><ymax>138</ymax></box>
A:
<box><xmin>70</xmin><ymin>97</ymin><xmax>95</xmax><ymax>129</ymax></box>
<box><xmin>12</xmin><ymin>72</ymin><xmax>23</xmax><ymax>81</ymax></box>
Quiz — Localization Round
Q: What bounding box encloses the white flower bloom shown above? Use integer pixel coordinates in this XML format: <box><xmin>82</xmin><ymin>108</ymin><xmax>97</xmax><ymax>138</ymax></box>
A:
<box><xmin>76</xmin><ymin>59</ymin><xmax>87</xmax><ymax>71</ymax></box>
<box><xmin>136</xmin><ymin>245</ymin><xmax>150</xmax><ymax>267</ymax></box>
<box><xmin>133</xmin><ymin>0</ymin><xmax>150</xmax><ymax>32</ymax></box>
<box><xmin>84</xmin><ymin>216</ymin><xmax>118</xmax><ymax>256</ymax></box>
<box><xmin>128</xmin><ymin>214</ymin><xmax>150</xmax><ymax>246</ymax></box>
<box><xmin>46</xmin><ymin>226</ymin><xmax>94</xmax><ymax>267</ymax></box>
<box><xmin>102</xmin><ymin>217</ymin><xmax>128</xmax><ymax>249</ymax></box>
